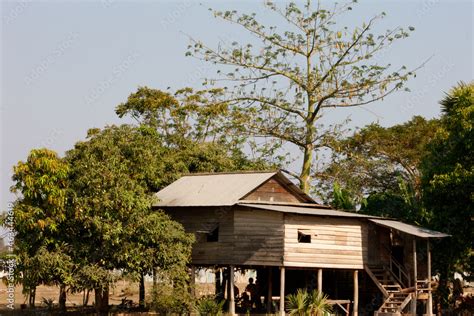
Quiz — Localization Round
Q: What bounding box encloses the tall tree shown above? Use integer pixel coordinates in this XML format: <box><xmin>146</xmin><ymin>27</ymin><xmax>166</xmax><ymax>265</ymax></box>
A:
<box><xmin>189</xmin><ymin>0</ymin><xmax>419</xmax><ymax>193</ymax></box>
<box><xmin>9</xmin><ymin>149</ymin><xmax>73</xmax><ymax>308</ymax></box>
<box><xmin>65</xmin><ymin>125</ymin><xmax>195</xmax><ymax>312</ymax></box>
<box><xmin>420</xmin><ymin>82</ymin><xmax>473</xmax><ymax>309</ymax></box>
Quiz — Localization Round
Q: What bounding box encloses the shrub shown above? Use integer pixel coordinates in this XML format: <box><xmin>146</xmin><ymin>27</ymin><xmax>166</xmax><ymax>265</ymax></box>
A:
<box><xmin>194</xmin><ymin>295</ymin><xmax>225</xmax><ymax>316</ymax></box>
<box><xmin>148</xmin><ymin>283</ymin><xmax>193</xmax><ymax>315</ymax></box>
<box><xmin>286</xmin><ymin>289</ymin><xmax>332</xmax><ymax>316</ymax></box>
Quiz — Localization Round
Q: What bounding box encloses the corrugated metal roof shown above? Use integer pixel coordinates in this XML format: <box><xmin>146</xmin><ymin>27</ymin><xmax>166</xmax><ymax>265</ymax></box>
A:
<box><xmin>154</xmin><ymin>172</ymin><xmax>278</xmax><ymax>207</ymax></box>
<box><xmin>369</xmin><ymin>219</ymin><xmax>450</xmax><ymax>238</ymax></box>
<box><xmin>239</xmin><ymin>203</ymin><xmax>377</xmax><ymax>218</ymax></box>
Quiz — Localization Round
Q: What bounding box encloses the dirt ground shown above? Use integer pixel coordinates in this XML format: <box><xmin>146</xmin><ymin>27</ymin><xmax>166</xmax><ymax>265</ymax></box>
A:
<box><xmin>0</xmin><ymin>281</ymin><xmax>142</xmax><ymax>309</ymax></box>
<box><xmin>0</xmin><ymin>281</ymin><xmax>246</xmax><ymax>310</ymax></box>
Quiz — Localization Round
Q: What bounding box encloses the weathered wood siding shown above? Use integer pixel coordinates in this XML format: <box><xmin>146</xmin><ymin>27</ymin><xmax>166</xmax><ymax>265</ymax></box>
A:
<box><xmin>243</xmin><ymin>179</ymin><xmax>302</xmax><ymax>203</ymax></box>
<box><xmin>368</xmin><ymin>223</ymin><xmax>391</xmax><ymax>266</ymax></box>
<box><xmin>283</xmin><ymin>214</ymin><xmax>369</xmax><ymax>269</ymax></box>
<box><xmin>164</xmin><ymin>206</ymin><xmax>284</xmax><ymax>266</ymax></box>
<box><xmin>233</xmin><ymin>207</ymin><xmax>284</xmax><ymax>266</ymax></box>
<box><xmin>164</xmin><ymin>206</ymin><xmax>234</xmax><ymax>265</ymax></box>
<box><xmin>165</xmin><ymin>206</ymin><xmax>377</xmax><ymax>269</ymax></box>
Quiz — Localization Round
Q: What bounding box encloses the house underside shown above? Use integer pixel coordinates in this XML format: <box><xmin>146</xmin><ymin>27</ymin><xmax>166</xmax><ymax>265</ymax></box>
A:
<box><xmin>154</xmin><ymin>171</ymin><xmax>449</xmax><ymax>316</ymax></box>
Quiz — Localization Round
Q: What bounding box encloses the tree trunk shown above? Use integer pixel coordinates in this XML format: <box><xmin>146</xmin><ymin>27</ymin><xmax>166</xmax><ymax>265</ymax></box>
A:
<box><xmin>83</xmin><ymin>289</ymin><xmax>90</xmax><ymax>306</ymax></box>
<box><xmin>59</xmin><ymin>284</ymin><xmax>67</xmax><ymax>311</ymax></box>
<box><xmin>152</xmin><ymin>268</ymin><xmax>158</xmax><ymax>293</ymax></box>
<box><xmin>94</xmin><ymin>287</ymin><xmax>109</xmax><ymax>314</ymax></box>
<box><xmin>139</xmin><ymin>272</ymin><xmax>146</xmax><ymax>309</ymax></box>
<box><xmin>29</xmin><ymin>287</ymin><xmax>36</xmax><ymax>308</ymax></box>
<box><xmin>300</xmin><ymin>143</ymin><xmax>313</xmax><ymax>194</ymax></box>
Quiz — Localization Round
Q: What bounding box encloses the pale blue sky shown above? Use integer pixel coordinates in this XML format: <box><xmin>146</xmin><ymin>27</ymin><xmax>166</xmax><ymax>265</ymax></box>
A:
<box><xmin>1</xmin><ymin>0</ymin><xmax>473</xmax><ymax>211</ymax></box>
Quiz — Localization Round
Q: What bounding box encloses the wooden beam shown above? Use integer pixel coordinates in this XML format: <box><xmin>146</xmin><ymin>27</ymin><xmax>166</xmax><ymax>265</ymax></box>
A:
<box><xmin>229</xmin><ymin>266</ymin><xmax>235</xmax><ymax>316</ymax></box>
<box><xmin>280</xmin><ymin>267</ymin><xmax>285</xmax><ymax>316</ymax></box>
<box><xmin>318</xmin><ymin>268</ymin><xmax>323</xmax><ymax>292</ymax></box>
<box><xmin>353</xmin><ymin>270</ymin><xmax>358</xmax><ymax>316</ymax></box>
<box><xmin>267</xmin><ymin>267</ymin><xmax>273</xmax><ymax>313</ymax></box>
<box><xmin>411</xmin><ymin>239</ymin><xmax>417</xmax><ymax>315</ymax></box>
<box><xmin>426</xmin><ymin>239</ymin><xmax>433</xmax><ymax>316</ymax></box>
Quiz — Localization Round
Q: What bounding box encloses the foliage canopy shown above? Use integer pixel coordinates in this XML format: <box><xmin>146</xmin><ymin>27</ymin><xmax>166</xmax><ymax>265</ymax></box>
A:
<box><xmin>420</xmin><ymin>82</ymin><xmax>473</xmax><ymax>298</ymax></box>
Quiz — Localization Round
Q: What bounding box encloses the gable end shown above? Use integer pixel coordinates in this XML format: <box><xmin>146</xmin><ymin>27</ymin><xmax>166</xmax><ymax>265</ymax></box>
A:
<box><xmin>241</xmin><ymin>177</ymin><xmax>306</xmax><ymax>203</ymax></box>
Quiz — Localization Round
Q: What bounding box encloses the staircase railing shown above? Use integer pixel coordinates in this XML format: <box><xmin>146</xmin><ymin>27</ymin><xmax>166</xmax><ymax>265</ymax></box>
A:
<box><xmin>364</xmin><ymin>265</ymin><xmax>389</xmax><ymax>298</ymax></box>
<box><xmin>399</xmin><ymin>293</ymin><xmax>413</xmax><ymax>311</ymax></box>
<box><xmin>388</xmin><ymin>255</ymin><xmax>410</xmax><ymax>288</ymax></box>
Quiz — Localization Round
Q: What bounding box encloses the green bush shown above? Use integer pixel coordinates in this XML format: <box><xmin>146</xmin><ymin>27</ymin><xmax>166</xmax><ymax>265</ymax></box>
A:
<box><xmin>148</xmin><ymin>283</ymin><xmax>193</xmax><ymax>315</ymax></box>
<box><xmin>194</xmin><ymin>295</ymin><xmax>225</xmax><ymax>316</ymax></box>
<box><xmin>286</xmin><ymin>289</ymin><xmax>332</xmax><ymax>316</ymax></box>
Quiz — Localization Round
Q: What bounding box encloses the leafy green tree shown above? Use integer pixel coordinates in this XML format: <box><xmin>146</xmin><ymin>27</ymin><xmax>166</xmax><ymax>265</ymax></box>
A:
<box><xmin>331</xmin><ymin>182</ymin><xmax>355</xmax><ymax>211</ymax></box>
<box><xmin>116</xmin><ymin>86</ymin><xmax>277</xmax><ymax>170</ymax></box>
<box><xmin>189</xmin><ymin>1</ymin><xmax>419</xmax><ymax>193</ymax></box>
<box><xmin>318</xmin><ymin>116</ymin><xmax>438</xmax><ymax>202</ymax></box>
<box><xmin>65</xmin><ymin>125</ymin><xmax>196</xmax><ymax>311</ymax></box>
<box><xmin>122</xmin><ymin>210</ymin><xmax>194</xmax><ymax>308</ymax></box>
<box><xmin>420</xmin><ymin>82</ymin><xmax>473</xmax><ymax>309</ymax></box>
<box><xmin>9</xmin><ymin>149</ymin><xmax>72</xmax><ymax>308</ymax></box>
<box><xmin>318</xmin><ymin>116</ymin><xmax>438</xmax><ymax>225</ymax></box>
<box><xmin>116</xmin><ymin>87</ymin><xmax>230</xmax><ymax>148</ymax></box>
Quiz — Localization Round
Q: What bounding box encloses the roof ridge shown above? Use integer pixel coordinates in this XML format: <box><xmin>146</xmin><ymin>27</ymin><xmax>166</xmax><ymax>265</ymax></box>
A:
<box><xmin>237</xmin><ymin>200</ymin><xmax>331</xmax><ymax>209</ymax></box>
<box><xmin>181</xmin><ymin>170</ymin><xmax>278</xmax><ymax>177</ymax></box>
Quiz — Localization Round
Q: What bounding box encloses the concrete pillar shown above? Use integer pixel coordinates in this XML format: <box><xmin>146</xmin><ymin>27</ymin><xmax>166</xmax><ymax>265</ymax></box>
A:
<box><xmin>229</xmin><ymin>266</ymin><xmax>235</xmax><ymax>315</ymax></box>
<box><xmin>426</xmin><ymin>239</ymin><xmax>433</xmax><ymax>316</ymax></box>
<box><xmin>280</xmin><ymin>267</ymin><xmax>285</xmax><ymax>316</ymax></box>
<box><xmin>317</xmin><ymin>268</ymin><xmax>323</xmax><ymax>292</ymax></box>
<box><xmin>353</xmin><ymin>270</ymin><xmax>358</xmax><ymax>316</ymax></box>
<box><xmin>411</xmin><ymin>239</ymin><xmax>417</xmax><ymax>315</ymax></box>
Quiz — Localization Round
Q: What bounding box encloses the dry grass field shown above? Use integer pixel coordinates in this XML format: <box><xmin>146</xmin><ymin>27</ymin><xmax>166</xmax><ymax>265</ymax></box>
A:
<box><xmin>0</xmin><ymin>281</ymin><xmax>245</xmax><ymax>310</ymax></box>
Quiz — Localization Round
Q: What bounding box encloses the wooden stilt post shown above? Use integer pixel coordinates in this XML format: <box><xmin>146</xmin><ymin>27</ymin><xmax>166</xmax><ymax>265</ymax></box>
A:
<box><xmin>215</xmin><ymin>267</ymin><xmax>221</xmax><ymax>297</ymax></box>
<box><xmin>426</xmin><ymin>239</ymin><xmax>433</xmax><ymax>316</ymax></box>
<box><xmin>280</xmin><ymin>267</ymin><xmax>285</xmax><ymax>316</ymax></box>
<box><xmin>317</xmin><ymin>268</ymin><xmax>323</xmax><ymax>292</ymax></box>
<box><xmin>353</xmin><ymin>270</ymin><xmax>358</xmax><ymax>316</ymax></box>
<box><xmin>267</xmin><ymin>267</ymin><xmax>273</xmax><ymax>313</ymax></box>
<box><xmin>229</xmin><ymin>266</ymin><xmax>235</xmax><ymax>316</ymax></box>
<box><xmin>411</xmin><ymin>238</ymin><xmax>417</xmax><ymax>315</ymax></box>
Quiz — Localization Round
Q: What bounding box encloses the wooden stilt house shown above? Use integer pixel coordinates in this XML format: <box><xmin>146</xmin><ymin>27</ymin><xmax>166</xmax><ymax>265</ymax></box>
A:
<box><xmin>154</xmin><ymin>171</ymin><xmax>449</xmax><ymax>316</ymax></box>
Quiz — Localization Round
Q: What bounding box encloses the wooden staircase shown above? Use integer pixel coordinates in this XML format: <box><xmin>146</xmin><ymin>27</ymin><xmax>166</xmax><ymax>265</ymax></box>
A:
<box><xmin>365</xmin><ymin>265</ymin><xmax>413</xmax><ymax>316</ymax></box>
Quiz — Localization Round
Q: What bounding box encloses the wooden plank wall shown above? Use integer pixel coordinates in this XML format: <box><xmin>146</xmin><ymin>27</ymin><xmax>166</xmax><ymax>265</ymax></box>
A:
<box><xmin>164</xmin><ymin>206</ymin><xmax>234</xmax><ymax>265</ymax></box>
<box><xmin>367</xmin><ymin>223</ymin><xmax>391</xmax><ymax>266</ymax></box>
<box><xmin>233</xmin><ymin>207</ymin><xmax>284</xmax><ymax>266</ymax></box>
<box><xmin>166</xmin><ymin>206</ymin><xmax>377</xmax><ymax>269</ymax></box>
<box><xmin>284</xmin><ymin>214</ymin><xmax>369</xmax><ymax>269</ymax></box>
<box><xmin>165</xmin><ymin>206</ymin><xmax>285</xmax><ymax>266</ymax></box>
<box><xmin>243</xmin><ymin>178</ymin><xmax>302</xmax><ymax>203</ymax></box>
